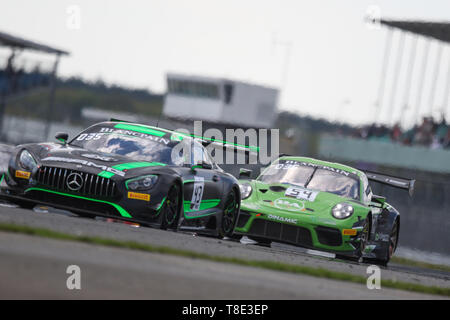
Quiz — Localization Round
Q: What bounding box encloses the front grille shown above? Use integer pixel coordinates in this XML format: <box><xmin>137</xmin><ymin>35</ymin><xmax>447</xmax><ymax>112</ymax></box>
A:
<box><xmin>35</xmin><ymin>166</ymin><xmax>117</xmax><ymax>198</ymax></box>
<box><xmin>315</xmin><ymin>226</ymin><xmax>342</xmax><ymax>246</ymax></box>
<box><xmin>248</xmin><ymin>219</ymin><xmax>313</xmax><ymax>247</ymax></box>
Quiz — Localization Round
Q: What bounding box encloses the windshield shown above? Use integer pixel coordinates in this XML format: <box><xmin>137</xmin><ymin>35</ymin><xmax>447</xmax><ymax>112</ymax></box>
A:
<box><xmin>70</xmin><ymin>132</ymin><xmax>185</xmax><ymax>165</ymax></box>
<box><xmin>306</xmin><ymin>169</ymin><xmax>360</xmax><ymax>200</ymax></box>
<box><xmin>258</xmin><ymin>162</ymin><xmax>315</xmax><ymax>187</ymax></box>
<box><xmin>258</xmin><ymin>161</ymin><xmax>360</xmax><ymax>200</ymax></box>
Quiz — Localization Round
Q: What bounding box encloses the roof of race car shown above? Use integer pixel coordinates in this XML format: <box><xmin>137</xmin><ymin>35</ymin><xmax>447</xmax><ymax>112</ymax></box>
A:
<box><xmin>275</xmin><ymin>156</ymin><xmax>365</xmax><ymax>179</ymax></box>
<box><xmin>89</xmin><ymin>121</ymin><xmax>259</xmax><ymax>152</ymax></box>
<box><xmin>97</xmin><ymin>121</ymin><xmax>186</xmax><ymax>139</ymax></box>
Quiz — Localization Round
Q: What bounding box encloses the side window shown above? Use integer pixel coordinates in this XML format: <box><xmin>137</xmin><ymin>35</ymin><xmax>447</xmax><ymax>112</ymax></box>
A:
<box><xmin>365</xmin><ymin>185</ymin><xmax>372</xmax><ymax>202</ymax></box>
<box><xmin>191</xmin><ymin>141</ymin><xmax>216</xmax><ymax>168</ymax></box>
<box><xmin>171</xmin><ymin>141</ymin><xmax>188</xmax><ymax>166</ymax></box>
<box><xmin>203</xmin><ymin>147</ymin><xmax>216</xmax><ymax>168</ymax></box>
<box><xmin>361</xmin><ymin>175</ymin><xmax>371</xmax><ymax>203</ymax></box>
<box><xmin>192</xmin><ymin>142</ymin><xmax>205</xmax><ymax>165</ymax></box>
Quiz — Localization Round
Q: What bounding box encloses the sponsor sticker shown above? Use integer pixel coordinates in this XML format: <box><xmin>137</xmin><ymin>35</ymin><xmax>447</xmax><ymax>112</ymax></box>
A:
<box><xmin>267</xmin><ymin>214</ymin><xmax>298</xmax><ymax>224</ymax></box>
<box><xmin>273</xmin><ymin>197</ymin><xmax>305</xmax><ymax>212</ymax></box>
<box><xmin>342</xmin><ymin>229</ymin><xmax>357</xmax><ymax>236</ymax></box>
<box><xmin>127</xmin><ymin>192</ymin><xmax>150</xmax><ymax>201</ymax></box>
<box><xmin>15</xmin><ymin>170</ymin><xmax>30</xmax><ymax>179</ymax></box>
<box><xmin>41</xmin><ymin>156</ymin><xmax>125</xmax><ymax>177</ymax></box>
<box><xmin>81</xmin><ymin>154</ymin><xmax>117</xmax><ymax>162</ymax></box>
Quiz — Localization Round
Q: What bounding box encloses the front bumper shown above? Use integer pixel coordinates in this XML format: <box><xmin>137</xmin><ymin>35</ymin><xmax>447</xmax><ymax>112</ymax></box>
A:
<box><xmin>0</xmin><ymin>172</ymin><xmax>166</xmax><ymax>223</ymax></box>
<box><xmin>234</xmin><ymin>208</ymin><xmax>364</xmax><ymax>257</ymax></box>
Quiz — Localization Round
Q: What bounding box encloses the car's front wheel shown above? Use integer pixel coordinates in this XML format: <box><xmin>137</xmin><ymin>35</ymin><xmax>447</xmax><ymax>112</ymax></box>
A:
<box><xmin>357</xmin><ymin>215</ymin><xmax>371</xmax><ymax>257</ymax></box>
<box><xmin>338</xmin><ymin>215</ymin><xmax>371</xmax><ymax>262</ymax></box>
<box><xmin>160</xmin><ymin>184</ymin><xmax>181</xmax><ymax>230</ymax></box>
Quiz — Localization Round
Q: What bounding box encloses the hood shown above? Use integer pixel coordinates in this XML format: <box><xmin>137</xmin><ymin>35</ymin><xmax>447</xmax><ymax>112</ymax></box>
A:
<box><xmin>249</xmin><ymin>180</ymin><xmax>355</xmax><ymax>214</ymax></box>
<box><xmin>30</xmin><ymin>142</ymin><xmax>167</xmax><ymax>178</ymax></box>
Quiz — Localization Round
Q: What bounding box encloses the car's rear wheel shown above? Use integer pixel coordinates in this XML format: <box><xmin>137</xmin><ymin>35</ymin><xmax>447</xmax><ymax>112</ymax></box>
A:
<box><xmin>218</xmin><ymin>189</ymin><xmax>239</xmax><ymax>238</ymax></box>
<box><xmin>160</xmin><ymin>184</ymin><xmax>181</xmax><ymax>230</ymax></box>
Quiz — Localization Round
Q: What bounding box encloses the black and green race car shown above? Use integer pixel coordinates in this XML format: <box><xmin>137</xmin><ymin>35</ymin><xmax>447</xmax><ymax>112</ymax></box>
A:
<box><xmin>235</xmin><ymin>156</ymin><xmax>415</xmax><ymax>265</ymax></box>
<box><xmin>0</xmin><ymin>120</ymin><xmax>245</xmax><ymax>237</ymax></box>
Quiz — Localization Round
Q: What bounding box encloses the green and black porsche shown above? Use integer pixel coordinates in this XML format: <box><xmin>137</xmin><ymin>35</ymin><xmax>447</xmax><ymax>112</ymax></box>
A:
<box><xmin>235</xmin><ymin>156</ymin><xmax>415</xmax><ymax>265</ymax></box>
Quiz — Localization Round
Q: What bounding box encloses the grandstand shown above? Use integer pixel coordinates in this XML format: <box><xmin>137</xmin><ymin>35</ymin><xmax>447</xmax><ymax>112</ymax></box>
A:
<box><xmin>373</xmin><ymin>19</ymin><xmax>450</xmax><ymax>128</ymax></box>
<box><xmin>0</xmin><ymin>31</ymin><xmax>69</xmax><ymax>140</ymax></box>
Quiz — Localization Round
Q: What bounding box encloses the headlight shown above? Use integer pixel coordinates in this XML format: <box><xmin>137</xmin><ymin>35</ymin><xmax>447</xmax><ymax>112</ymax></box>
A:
<box><xmin>18</xmin><ymin>150</ymin><xmax>37</xmax><ymax>171</ymax></box>
<box><xmin>126</xmin><ymin>175</ymin><xmax>158</xmax><ymax>191</ymax></box>
<box><xmin>239</xmin><ymin>183</ymin><xmax>252</xmax><ymax>200</ymax></box>
<box><xmin>331</xmin><ymin>202</ymin><xmax>354</xmax><ymax>219</ymax></box>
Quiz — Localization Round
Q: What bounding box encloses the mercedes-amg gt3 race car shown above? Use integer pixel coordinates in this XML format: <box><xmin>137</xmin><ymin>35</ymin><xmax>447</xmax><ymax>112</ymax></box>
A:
<box><xmin>0</xmin><ymin>121</ymin><xmax>244</xmax><ymax>237</ymax></box>
<box><xmin>235</xmin><ymin>156</ymin><xmax>415</xmax><ymax>265</ymax></box>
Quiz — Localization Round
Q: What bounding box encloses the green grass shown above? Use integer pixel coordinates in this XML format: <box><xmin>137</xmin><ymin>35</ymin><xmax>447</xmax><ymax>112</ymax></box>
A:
<box><xmin>0</xmin><ymin>222</ymin><xmax>449</xmax><ymax>297</ymax></box>
<box><xmin>391</xmin><ymin>256</ymin><xmax>450</xmax><ymax>273</ymax></box>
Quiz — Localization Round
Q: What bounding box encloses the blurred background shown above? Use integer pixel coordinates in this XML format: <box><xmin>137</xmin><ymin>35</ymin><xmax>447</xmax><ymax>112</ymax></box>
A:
<box><xmin>0</xmin><ymin>0</ymin><xmax>449</xmax><ymax>261</ymax></box>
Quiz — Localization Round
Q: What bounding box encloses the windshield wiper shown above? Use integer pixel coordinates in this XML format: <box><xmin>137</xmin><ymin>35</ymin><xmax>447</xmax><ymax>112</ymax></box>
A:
<box><xmin>304</xmin><ymin>167</ymin><xmax>318</xmax><ymax>189</ymax></box>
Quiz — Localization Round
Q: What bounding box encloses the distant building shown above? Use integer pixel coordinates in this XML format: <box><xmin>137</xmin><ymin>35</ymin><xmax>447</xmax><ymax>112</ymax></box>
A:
<box><xmin>163</xmin><ymin>73</ymin><xmax>279</xmax><ymax>128</ymax></box>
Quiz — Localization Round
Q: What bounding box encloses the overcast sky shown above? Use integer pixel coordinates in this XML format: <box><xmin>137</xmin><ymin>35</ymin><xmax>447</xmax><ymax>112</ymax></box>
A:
<box><xmin>1</xmin><ymin>0</ymin><xmax>450</xmax><ymax>127</ymax></box>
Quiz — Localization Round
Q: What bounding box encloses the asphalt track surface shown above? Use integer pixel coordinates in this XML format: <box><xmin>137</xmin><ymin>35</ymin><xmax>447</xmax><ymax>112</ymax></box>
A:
<box><xmin>0</xmin><ymin>204</ymin><xmax>448</xmax><ymax>299</ymax></box>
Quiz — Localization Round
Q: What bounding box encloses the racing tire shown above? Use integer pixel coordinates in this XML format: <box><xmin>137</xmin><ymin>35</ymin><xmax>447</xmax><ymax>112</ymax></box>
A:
<box><xmin>364</xmin><ymin>219</ymin><xmax>399</xmax><ymax>267</ymax></box>
<box><xmin>218</xmin><ymin>189</ymin><xmax>239</xmax><ymax>239</ymax></box>
<box><xmin>160</xmin><ymin>184</ymin><xmax>181</xmax><ymax>230</ymax></box>
<box><xmin>338</xmin><ymin>215</ymin><xmax>371</xmax><ymax>262</ymax></box>
<box><xmin>357</xmin><ymin>215</ymin><xmax>371</xmax><ymax>258</ymax></box>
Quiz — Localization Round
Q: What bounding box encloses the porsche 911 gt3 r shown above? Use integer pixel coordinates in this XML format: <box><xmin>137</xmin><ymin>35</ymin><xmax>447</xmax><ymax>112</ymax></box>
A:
<box><xmin>235</xmin><ymin>156</ymin><xmax>415</xmax><ymax>265</ymax></box>
<box><xmin>0</xmin><ymin>121</ymin><xmax>244</xmax><ymax>237</ymax></box>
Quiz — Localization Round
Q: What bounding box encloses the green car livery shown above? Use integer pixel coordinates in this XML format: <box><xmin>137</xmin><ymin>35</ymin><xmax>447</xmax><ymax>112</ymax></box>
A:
<box><xmin>234</xmin><ymin>156</ymin><xmax>414</xmax><ymax>265</ymax></box>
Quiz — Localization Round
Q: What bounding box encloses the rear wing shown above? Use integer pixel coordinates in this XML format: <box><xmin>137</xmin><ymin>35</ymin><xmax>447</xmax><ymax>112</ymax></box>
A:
<box><xmin>197</xmin><ymin>136</ymin><xmax>259</xmax><ymax>156</ymax></box>
<box><xmin>171</xmin><ymin>131</ymin><xmax>259</xmax><ymax>157</ymax></box>
<box><xmin>365</xmin><ymin>170</ymin><xmax>415</xmax><ymax>197</ymax></box>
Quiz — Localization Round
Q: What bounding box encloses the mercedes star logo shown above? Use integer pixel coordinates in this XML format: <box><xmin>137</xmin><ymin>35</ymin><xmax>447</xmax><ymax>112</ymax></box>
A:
<box><xmin>66</xmin><ymin>173</ymin><xmax>83</xmax><ymax>191</ymax></box>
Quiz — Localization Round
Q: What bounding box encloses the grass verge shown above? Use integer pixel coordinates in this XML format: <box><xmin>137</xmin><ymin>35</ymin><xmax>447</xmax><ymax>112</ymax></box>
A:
<box><xmin>391</xmin><ymin>256</ymin><xmax>450</xmax><ymax>273</ymax></box>
<box><xmin>0</xmin><ymin>222</ymin><xmax>449</xmax><ymax>297</ymax></box>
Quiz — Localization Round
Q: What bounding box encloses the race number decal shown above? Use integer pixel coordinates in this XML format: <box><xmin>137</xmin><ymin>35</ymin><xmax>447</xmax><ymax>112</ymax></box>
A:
<box><xmin>76</xmin><ymin>133</ymin><xmax>104</xmax><ymax>141</ymax></box>
<box><xmin>190</xmin><ymin>176</ymin><xmax>205</xmax><ymax>211</ymax></box>
<box><xmin>285</xmin><ymin>186</ymin><xmax>318</xmax><ymax>202</ymax></box>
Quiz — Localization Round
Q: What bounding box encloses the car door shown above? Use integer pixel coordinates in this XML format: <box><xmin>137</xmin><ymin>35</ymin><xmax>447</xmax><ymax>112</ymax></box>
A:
<box><xmin>182</xmin><ymin>141</ymin><xmax>224</xmax><ymax>218</ymax></box>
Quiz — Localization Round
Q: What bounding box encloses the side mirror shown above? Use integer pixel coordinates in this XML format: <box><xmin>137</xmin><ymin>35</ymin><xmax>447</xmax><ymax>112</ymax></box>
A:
<box><xmin>191</xmin><ymin>161</ymin><xmax>212</xmax><ymax>172</ymax></box>
<box><xmin>55</xmin><ymin>132</ymin><xmax>69</xmax><ymax>145</ymax></box>
<box><xmin>239</xmin><ymin>168</ymin><xmax>252</xmax><ymax>179</ymax></box>
<box><xmin>201</xmin><ymin>162</ymin><xmax>213</xmax><ymax>170</ymax></box>
<box><xmin>372</xmin><ymin>194</ymin><xmax>386</xmax><ymax>206</ymax></box>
